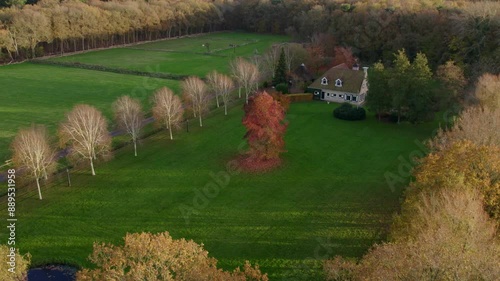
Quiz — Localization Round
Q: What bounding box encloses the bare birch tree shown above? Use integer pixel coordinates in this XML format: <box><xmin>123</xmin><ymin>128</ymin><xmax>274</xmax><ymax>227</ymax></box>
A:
<box><xmin>283</xmin><ymin>43</ymin><xmax>294</xmax><ymax>73</ymax></box>
<box><xmin>11</xmin><ymin>125</ymin><xmax>55</xmax><ymax>200</ymax></box>
<box><xmin>113</xmin><ymin>96</ymin><xmax>144</xmax><ymax>156</ymax></box>
<box><xmin>242</xmin><ymin>61</ymin><xmax>259</xmax><ymax>104</ymax></box>
<box><xmin>152</xmin><ymin>87</ymin><xmax>184</xmax><ymax>140</ymax></box>
<box><xmin>182</xmin><ymin>77</ymin><xmax>209</xmax><ymax>127</ymax></box>
<box><xmin>230</xmin><ymin>57</ymin><xmax>245</xmax><ymax>99</ymax></box>
<box><xmin>212</xmin><ymin>72</ymin><xmax>234</xmax><ymax>115</ymax></box>
<box><xmin>263</xmin><ymin>45</ymin><xmax>280</xmax><ymax>79</ymax></box>
<box><xmin>59</xmin><ymin>104</ymin><xmax>111</xmax><ymax>176</ymax></box>
<box><xmin>231</xmin><ymin>58</ymin><xmax>260</xmax><ymax>104</ymax></box>
<box><xmin>206</xmin><ymin>70</ymin><xmax>220</xmax><ymax>108</ymax></box>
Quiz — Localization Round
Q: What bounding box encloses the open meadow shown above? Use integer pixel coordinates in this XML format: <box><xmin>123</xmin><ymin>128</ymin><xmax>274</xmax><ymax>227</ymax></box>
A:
<box><xmin>48</xmin><ymin>32</ymin><xmax>289</xmax><ymax>76</ymax></box>
<box><xmin>0</xmin><ymin>32</ymin><xmax>287</xmax><ymax>163</ymax></box>
<box><xmin>0</xmin><ymin>63</ymin><xmax>179</xmax><ymax>162</ymax></box>
<box><xmin>0</xmin><ymin>102</ymin><xmax>437</xmax><ymax>280</ymax></box>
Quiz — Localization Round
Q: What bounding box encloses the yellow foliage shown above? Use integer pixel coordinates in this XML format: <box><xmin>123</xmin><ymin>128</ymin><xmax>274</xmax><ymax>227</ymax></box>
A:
<box><xmin>0</xmin><ymin>245</ymin><xmax>30</xmax><ymax>281</ymax></box>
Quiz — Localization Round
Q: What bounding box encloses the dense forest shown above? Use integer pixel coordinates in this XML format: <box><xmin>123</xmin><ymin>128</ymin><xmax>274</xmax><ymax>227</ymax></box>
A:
<box><xmin>226</xmin><ymin>0</ymin><xmax>499</xmax><ymax>78</ymax></box>
<box><xmin>0</xmin><ymin>0</ymin><xmax>499</xmax><ymax>79</ymax></box>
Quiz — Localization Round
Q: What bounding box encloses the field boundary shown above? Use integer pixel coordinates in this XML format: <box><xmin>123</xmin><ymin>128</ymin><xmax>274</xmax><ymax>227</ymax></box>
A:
<box><xmin>29</xmin><ymin>60</ymin><xmax>190</xmax><ymax>81</ymax></box>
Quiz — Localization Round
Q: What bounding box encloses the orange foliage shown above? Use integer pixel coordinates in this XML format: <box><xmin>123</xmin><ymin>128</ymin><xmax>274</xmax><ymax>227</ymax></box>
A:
<box><xmin>240</xmin><ymin>91</ymin><xmax>287</xmax><ymax>172</ymax></box>
<box><xmin>407</xmin><ymin>140</ymin><xmax>500</xmax><ymax>222</ymax></box>
<box><xmin>270</xmin><ymin>92</ymin><xmax>291</xmax><ymax>112</ymax></box>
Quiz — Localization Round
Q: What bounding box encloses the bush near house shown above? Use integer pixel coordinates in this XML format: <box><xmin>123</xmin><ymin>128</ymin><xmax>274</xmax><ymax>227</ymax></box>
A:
<box><xmin>275</xmin><ymin>83</ymin><xmax>289</xmax><ymax>94</ymax></box>
<box><xmin>333</xmin><ymin>103</ymin><xmax>366</xmax><ymax>121</ymax></box>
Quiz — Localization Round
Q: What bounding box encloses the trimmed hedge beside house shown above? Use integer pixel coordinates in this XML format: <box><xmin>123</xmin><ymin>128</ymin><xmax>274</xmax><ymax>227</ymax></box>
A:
<box><xmin>333</xmin><ymin>103</ymin><xmax>366</xmax><ymax>121</ymax></box>
<box><xmin>288</xmin><ymin>93</ymin><xmax>313</xmax><ymax>102</ymax></box>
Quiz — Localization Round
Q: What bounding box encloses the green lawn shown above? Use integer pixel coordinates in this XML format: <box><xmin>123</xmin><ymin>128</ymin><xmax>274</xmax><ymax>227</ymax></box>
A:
<box><xmin>135</xmin><ymin>32</ymin><xmax>287</xmax><ymax>53</ymax></box>
<box><xmin>0</xmin><ymin>102</ymin><xmax>437</xmax><ymax>280</ymax></box>
<box><xmin>48</xmin><ymin>32</ymin><xmax>289</xmax><ymax>77</ymax></box>
<box><xmin>0</xmin><ymin>63</ymin><xmax>179</xmax><ymax>162</ymax></box>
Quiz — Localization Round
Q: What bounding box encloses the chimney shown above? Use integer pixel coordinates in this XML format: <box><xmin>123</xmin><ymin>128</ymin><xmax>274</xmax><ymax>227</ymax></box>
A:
<box><xmin>363</xmin><ymin>66</ymin><xmax>369</xmax><ymax>78</ymax></box>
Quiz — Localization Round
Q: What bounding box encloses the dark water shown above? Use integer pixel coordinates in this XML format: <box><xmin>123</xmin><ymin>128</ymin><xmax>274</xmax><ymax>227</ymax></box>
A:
<box><xmin>28</xmin><ymin>265</ymin><xmax>76</xmax><ymax>281</ymax></box>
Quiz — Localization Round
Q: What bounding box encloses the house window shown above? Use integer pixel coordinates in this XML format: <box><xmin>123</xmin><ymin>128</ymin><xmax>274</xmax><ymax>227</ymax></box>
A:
<box><xmin>352</xmin><ymin>96</ymin><xmax>357</xmax><ymax>101</ymax></box>
<box><xmin>333</xmin><ymin>94</ymin><xmax>337</xmax><ymax>97</ymax></box>
<box><xmin>314</xmin><ymin>91</ymin><xmax>319</xmax><ymax>95</ymax></box>
<box><xmin>326</xmin><ymin>93</ymin><xmax>330</xmax><ymax>97</ymax></box>
<box><xmin>335</xmin><ymin>79</ymin><xmax>342</xmax><ymax>87</ymax></box>
<box><xmin>346</xmin><ymin>95</ymin><xmax>351</xmax><ymax>101</ymax></box>
<box><xmin>321</xmin><ymin>77</ymin><xmax>328</xmax><ymax>85</ymax></box>
<box><xmin>339</xmin><ymin>94</ymin><xmax>343</xmax><ymax>98</ymax></box>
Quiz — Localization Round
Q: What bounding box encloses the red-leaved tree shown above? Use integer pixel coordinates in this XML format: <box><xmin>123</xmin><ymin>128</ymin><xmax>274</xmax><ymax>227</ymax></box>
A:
<box><xmin>240</xmin><ymin>91</ymin><xmax>287</xmax><ymax>172</ymax></box>
<box><xmin>331</xmin><ymin>46</ymin><xmax>357</xmax><ymax>69</ymax></box>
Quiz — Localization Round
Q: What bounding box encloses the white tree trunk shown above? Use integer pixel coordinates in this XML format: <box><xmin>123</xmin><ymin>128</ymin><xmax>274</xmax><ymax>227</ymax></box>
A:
<box><xmin>169</xmin><ymin>127</ymin><xmax>173</xmax><ymax>140</ymax></box>
<box><xmin>133</xmin><ymin>140</ymin><xmax>137</xmax><ymax>157</ymax></box>
<box><xmin>199</xmin><ymin>114</ymin><xmax>203</xmax><ymax>127</ymax></box>
<box><xmin>90</xmin><ymin>158</ymin><xmax>96</xmax><ymax>176</ymax></box>
<box><xmin>224</xmin><ymin>104</ymin><xmax>228</xmax><ymax>116</ymax></box>
<box><xmin>36</xmin><ymin>178</ymin><xmax>42</xmax><ymax>200</ymax></box>
<box><xmin>215</xmin><ymin>94</ymin><xmax>220</xmax><ymax>108</ymax></box>
<box><xmin>238</xmin><ymin>87</ymin><xmax>242</xmax><ymax>98</ymax></box>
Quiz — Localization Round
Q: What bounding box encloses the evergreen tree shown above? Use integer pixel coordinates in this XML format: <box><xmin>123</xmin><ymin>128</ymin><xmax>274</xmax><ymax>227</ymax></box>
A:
<box><xmin>389</xmin><ymin>49</ymin><xmax>411</xmax><ymax>124</ymax></box>
<box><xmin>273</xmin><ymin>47</ymin><xmax>287</xmax><ymax>85</ymax></box>
<box><xmin>366</xmin><ymin>62</ymin><xmax>391</xmax><ymax>120</ymax></box>
<box><xmin>406</xmin><ymin>52</ymin><xmax>435</xmax><ymax>123</ymax></box>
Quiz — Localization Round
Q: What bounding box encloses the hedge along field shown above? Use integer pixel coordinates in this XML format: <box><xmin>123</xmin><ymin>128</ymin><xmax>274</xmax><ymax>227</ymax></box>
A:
<box><xmin>0</xmin><ymin>102</ymin><xmax>438</xmax><ymax>280</ymax></box>
<box><xmin>48</xmin><ymin>32</ymin><xmax>289</xmax><ymax>77</ymax></box>
<box><xmin>0</xmin><ymin>63</ymin><xmax>180</xmax><ymax>162</ymax></box>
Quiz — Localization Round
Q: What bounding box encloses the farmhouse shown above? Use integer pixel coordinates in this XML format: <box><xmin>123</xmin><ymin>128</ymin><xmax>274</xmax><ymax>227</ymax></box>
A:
<box><xmin>308</xmin><ymin>63</ymin><xmax>368</xmax><ymax>104</ymax></box>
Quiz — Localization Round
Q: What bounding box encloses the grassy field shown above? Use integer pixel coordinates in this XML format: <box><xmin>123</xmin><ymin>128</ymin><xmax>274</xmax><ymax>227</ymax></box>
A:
<box><xmin>0</xmin><ymin>102</ymin><xmax>437</xmax><ymax>280</ymax></box>
<box><xmin>0</xmin><ymin>32</ymin><xmax>287</xmax><ymax>163</ymax></box>
<box><xmin>48</xmin><ymin>32</ymin><xmax>289</xmax><ymax>76</ymax></box>
<box><xmin>0</xmin><ymin>63</ymin><xmax>179</xmax><ymax>162</ymax></box>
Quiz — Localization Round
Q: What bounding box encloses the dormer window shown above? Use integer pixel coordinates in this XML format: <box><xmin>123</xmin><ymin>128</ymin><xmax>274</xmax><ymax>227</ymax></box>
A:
<box><xmin>321</xmin><ymin>77</ymin><xmax>328</xmax><ymax>85</ymax></box>
<box><xmin>335</xmin><ymin>79</ymin><xmax>343</xmax><ymax>87</ymax></box>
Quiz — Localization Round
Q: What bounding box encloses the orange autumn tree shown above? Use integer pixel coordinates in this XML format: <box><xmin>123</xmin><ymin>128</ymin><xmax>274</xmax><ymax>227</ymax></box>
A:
<box><xmin>240</xmin><ymin>91</ymin><xmax>287</xmax><ymax>172</ymax></box>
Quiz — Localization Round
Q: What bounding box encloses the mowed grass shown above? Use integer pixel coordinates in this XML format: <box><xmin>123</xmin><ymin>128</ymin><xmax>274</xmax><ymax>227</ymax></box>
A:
<box><xmin>0</xmin><ymin>102</ymin><xmax>437</xmax><ymax>280</ymax></box>
<box><xmin>49</xmin><ymin>32</ymin><xmax>289</xmax><ymax>76</ymax></box>
<box><xmin>0</xmin><ymin>63</ymin><xmax>179</xmax><ymax>162</ymax></box>
<box><xmin>136</xmin><ymin>32</ymin><xmax>285</xmax><ymax>53</ymax></box>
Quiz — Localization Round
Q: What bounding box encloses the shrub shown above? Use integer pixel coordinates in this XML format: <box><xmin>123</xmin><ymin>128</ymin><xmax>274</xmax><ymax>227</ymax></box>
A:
<box><xmin>0</xmin><ymin>245</ymin><xmax>30</xmax><ymax>280</ymax></box>
<box><xmin>275</xmin><ymin>83</ymin><xmax>289</xmax><ymax>94</ymax></box>
<box><xmin>333</xmin><ymin>103</ymin><xmax>366</xmax><ymax>121</ymax></box>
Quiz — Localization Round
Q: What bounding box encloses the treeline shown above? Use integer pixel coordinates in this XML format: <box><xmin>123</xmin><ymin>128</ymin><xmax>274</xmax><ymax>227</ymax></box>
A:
<box><xmin>227</xmin><ymin>0</ymin><xmax>500</xmax><ymax>78</ymax></box>
<box><xmin>366</xmin><ymin>50</ymin><xmax>466</xmax><ymax>123</ymax></box>
<box><xmin>0</xmin><ymin>0</ymin><xmax>228</xmax><ymax>61</ymax></box>
<box><xmin>1</xmin><ymin>0</ymin><xmax>498</xmax><ymax>78</ymax></box>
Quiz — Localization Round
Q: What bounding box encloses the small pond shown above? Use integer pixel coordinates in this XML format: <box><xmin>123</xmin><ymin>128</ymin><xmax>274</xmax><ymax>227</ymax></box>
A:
<box><xmin>28</xmin><ymin>265</ymin><xmax>77</xmax><ymax>281</ymax></box>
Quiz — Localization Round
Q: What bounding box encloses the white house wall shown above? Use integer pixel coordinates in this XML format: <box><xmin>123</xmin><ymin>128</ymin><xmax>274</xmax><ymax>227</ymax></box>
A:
<box><xmin>321</xmin><ymin>90</ymin><xmax>364</xmax><ymax>104</ymax></box>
